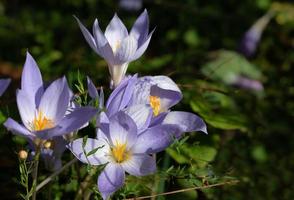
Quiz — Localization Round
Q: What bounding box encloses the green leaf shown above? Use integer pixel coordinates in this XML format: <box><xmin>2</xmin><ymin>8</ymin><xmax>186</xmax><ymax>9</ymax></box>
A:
<box><xmin>86</xmin><ymin>145</ymin><xmax>105</xmax><ymax>157</ymax></box>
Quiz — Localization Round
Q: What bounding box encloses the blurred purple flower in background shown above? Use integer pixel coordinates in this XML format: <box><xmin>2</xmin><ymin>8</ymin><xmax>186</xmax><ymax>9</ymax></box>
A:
<box><xmin>238</xmin><ymin>12</ymin><xmax>273</xmax><ymax>57</ymax></box>
<box><xmin>119</xmin><ymin>0</ymin><xmax>143</xmax><ymax>11</ymax></box>
<box><xmin>232</xmin><ymin>75</ymin><xmax>264</xmax><ymax>91</ymax></box>
<box><xmin>0</xmin><ymin>78</ymin><xmax>11</xmax><ymax>96</ymax></box>
<box><xmin>75</xmin><ymin>9</ymin><xmax>154</xmax><ymax>87</ymax></box>
<box><xmin>4</xmin><ymin>52</ymin><xmax>97</xmax><ymax>142</ymax></box>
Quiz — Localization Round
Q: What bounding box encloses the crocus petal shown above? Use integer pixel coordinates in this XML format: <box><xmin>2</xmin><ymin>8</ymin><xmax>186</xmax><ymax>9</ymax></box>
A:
<box><xmin>68</xmin><ymin>138</ymin><xmax>108</xmax><ymax>165</ymax></box>
<box><xmin>106</xmin><ymin>75</ymin><xmax>137</xmax><ymax>117</ymax></box>
<box><xmin>21</xmin><ymin>52</ymin><xmax>44</xmax><ymax>106</ymax></box>
<box><xmin>96</xmin><ymin>111</ymin><xmax>110</xmax><ymax>140</ymax></box>
<box><xmin>38</xmin><ymin>77</ymin><xmax>70</xmax><ymax>123</ymax></box>
<box><xmin>130</xmin><ymin>9</ymin><xmax>149</xmax><ymax>46</ymax></box>
<box><xmin>131</xmin><ymin>29</ymin><xmax>154</xmax><ymax>61</ymax></box>
<box><xmin>109</xmin><ymin>111</ymin><xmax>137</xmax><ymax>149</ymax></box>
<box><xmin>150</xmin><ymin>76</ymin><xmax>182</xmax><ymax>110</ymax></box>
<box><xmin>87</xmin><ymin>76</ymin><xmax>98</xmax><ymax>99</ymax></box>
<box><xmin>38</xmin><ymin>106</ymin><xmax>97</xmax><ymax>139</ymax></box>
<box><xmin>93</xmin><ymin>19</ymin><xmax>114</xmax><ymax>62</ymax></box>
<box><xmin>104</xmin><ymin>14</ymin><xmax>128</xmax><ymax>52</ymax></box>
<box><xmin>4</xmin><ymin>118</ymin><xmax>34</xmax><ymax>139</ymax></box>
<box><xmin>124</xmin><ymin>104</ymin><xmax>152</xmax><ymax>132</ymax></box>
<box><xmin>99</xmin><ymin>87</ymin><xmax>104</xmax><ymax>108</ymax></box>
<box><xmin>114</xmin><ymin>35</ymin><xmax>138</xmax><ymax>63</ymax></box>
<box><xmin>122</xmin><ymin>154</ymin><xmax>156</xmax><ymax>176</ymax></box>
<box><xmin>98</xmin><ymin>163</ymin><xmax>125</xmax><ymax>200</ymax></box>
<box><xmin>16</xmin><ymin>89</ymin><xmax>35</xmax><ymax>129</ymax></box>
<box><xmin>132</xmin><ymin>124</ymin><xmax>180</xmax><ymax>154</ymax></box>
<box><xmin>0</xmin><ymin>78</ymin><xmax>11</xmax><ymax>96</ymax></box>
<box><xmin>162</xmin><ymin>111</ymin><xmax>208</xmax><ymax>135</ymax></box>
<box><xmin>74</xmin><ymin>16</ymin><xmax>99</xmax><ymax>54</ymax></box>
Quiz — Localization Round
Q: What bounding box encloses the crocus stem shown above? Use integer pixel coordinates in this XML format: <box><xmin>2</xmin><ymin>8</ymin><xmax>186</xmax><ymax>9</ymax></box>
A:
<box><xmin>36</xmin><ymin>158</ymin><xmax>78</xmax><ymax>192</ymax></box>
<box><xmin>32</xmin><ymin>148</ymin><xmax>40</xmax><ymax>200</ymax></box>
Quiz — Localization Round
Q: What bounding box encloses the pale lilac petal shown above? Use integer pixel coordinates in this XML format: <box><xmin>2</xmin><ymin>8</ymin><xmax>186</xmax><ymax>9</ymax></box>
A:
<box><xmin>41</xmin><ymin>106</ymin><xmax>97</xmax><ymax>139</ymax></box>
<box><xmin>124</xmin><ymin>104</ymin><xmax>152</xmax><ymax>132</ymax></box>
<box><xmin>106</xmin><ymin>75</ymin><xmax>137</xmax><ymax>117</ymax></box>
<box><xmin>162</xmin><ymin>111</ymin><xmax>208</xmax><ymax>134</ymax></box>
<box><xmin>98</xmin><ymin>163</ymin><xmax>125</xmax><ymax>200</ymax></box>
<box><xmin>4</xmin><ymin>118</ymin><xmax>34</xmax><ymax>139</ymax></box>
<box><xmin>109</xmin><ymin>111</ymin><xmax>137</xmax><ymax>149</ymax></box>
<box><xmin>67</xmin><ymin>138</ymin><xmax>108</xmax><ymax>165</ymax></box>
<box><xmin>122</xmin><ymin>154</ymin><xmax>156</xmax><ymax>176</ymax></box>
<box><xmin>0</xmin><ymin>78</ymin><xmax>11</xmax><ymax>96</ymax></box>
<box><xmin>104</xmin><ymin>14</ymin><xmax>128</xmax><ymax>52</ymax></box>
<box><xmin>16</xmin><ymin>89</ymin><xmax>35</xmax><ymax>129</ymax></box>
<box><xmin>87</xmin><ymin>76</ymin><xmax>98</xmax><ymax>99</ymax></box>
<box><xmin>130</xmin><ymin>9</ymin><xmax>149</xmax><ymax>46</ymax></box>
<box><xmin>150</xmin><ymin>76</ymin><xmax>182</xmax><ymax>110</ymax></box>
<box><xmin>114</xmin><ymin>35</ymin><xmax>138</xmax><ymax>64</ymax></box>
<box><xmin>38</xmin><ymin>77</ymin><xmax>70</xmax><ymax>123</ymax></box>
<box><xmin>132</xmin><ymin>124</ymin><xmax>180</xmax><ymax>154</ymax></box>
<box><xmin>96</xmin><ymin>111</ymin><xmax>109</xmax><ymax>140</ymax></box>
<box><xmin>131</xmin><ymin>29</ymin><xmax>154</xmax><ymax>61</ymax></box>
<box><xmin>93</xmin><ymin>19</ymin><xmax>114</xmax><ymax>62</ymax></box>
<box><xmin>74</xmin><ymin>16</ymin><xmax>99</xmax><ymax>54</ymax></box>
<box><xmin>21</xmin><ymin>52</ymin><xmax>44</xmax><ymax>106</ymax></box>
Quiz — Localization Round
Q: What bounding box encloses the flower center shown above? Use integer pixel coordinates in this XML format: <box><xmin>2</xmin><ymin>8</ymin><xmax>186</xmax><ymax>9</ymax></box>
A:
<box><xmin>31</xmin><ymin>111</ymin><xmax>54</xmax><ymax>131</ymax></box>
<box><xmin>112</xmin><ymin>40</ymin><xmax>121</xmax><ymax>54</ymax></box>
<box><xmin>111</xmin><ymin>142</ymin><xmax>130</xmax><ymax>163</ymax></box>
<box><xmin>149</xmin><ymin>96</ymin><xmax>161</xmax><ymax>116</ymax></box>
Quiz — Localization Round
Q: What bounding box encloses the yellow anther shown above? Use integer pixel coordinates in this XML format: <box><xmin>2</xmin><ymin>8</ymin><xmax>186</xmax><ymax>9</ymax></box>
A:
<box><xmin>43</xmin><ymin>140</ymin><xmax>53</xmax><ymax>149</ymax></box>
<box><xmin>18</xmin><ymin>150</ymin><xmax>28</xmax><ymax>160</ymax></box>
<box><xmin>149</xmin><ymin>96</ymin><xmax>161</xmax><ymax>116</ymax></box>
<box><xmin>111</xmin><ymin>142</ymin><xmax>130</xmax><ymax>163</ymax></box>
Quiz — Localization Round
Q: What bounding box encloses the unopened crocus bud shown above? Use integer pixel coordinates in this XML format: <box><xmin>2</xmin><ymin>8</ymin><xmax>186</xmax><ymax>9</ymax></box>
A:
<box><xmin>119</xmin><ymin>0</ymin><xmax>143</xmax><ymax>11</ymax></box>
<box><xmin>43</xmin><ymin>140</ymin><xmax>54</xmax><ymax>149</ymax></box>
<box><xmin>238</xmin><ymin>11</ymin><xmax>273</xmax><ymax>57</ymax></box>
<box><xmin>18</xmin><ymin>150</ymin><xmax>28</xmax><ymax>160</ymax></box>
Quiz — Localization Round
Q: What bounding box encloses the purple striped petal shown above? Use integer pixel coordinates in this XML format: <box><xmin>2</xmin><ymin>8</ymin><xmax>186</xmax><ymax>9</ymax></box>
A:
<box><xmin>162</xmin><ymin>111</ymin><xmax>208</xmax><ymax>134</ymax></box>
<box><xmin>114</xmin><ymin>35</ymin><xmax>138</xmax><ymax>63</ymax></box>
<box><xmin>106</xmin><ymin>75</ymin><xmax>137</xmax><ymax>117</ymax></box>
<box><xmin>0</xmin><ymin>78</ymin><xmax>11</xmax><ymax>96</ymax></box>
<box><xmin>93</xmin><ymin>19</ymin><xmax>114</xmax><ymax>62</ymax></box>
<box><xmin>109</xmin><ymin>111</ymin><xmax>137</xmax><ymax>149</ymax></box>
<box><xmin>68</xmin><ymin>138</ymin><xmax>108</xmax><ymax>165</ymax></box>
<box><xmin>98</xmin><ymin>163</ymin><xmax>125</xmax><ymax>200</ymax></box>
<box><xmin>38</xmin><ymin>77</ymin><xmax>70</xmax><ymax>124</ymax></box>
<box><xmin>104</xmin><ymin>14</ymin><xmax>128</xmax><ymax>52</ymax></box>
<box><xmin>132</xmin><ymin>124</ymin><xmax>180</xmax><ymax>154</ymax></box>
<box><xmin>121</xmin><ymin>154</ymin><xmax>156</xmax><ymax>176</ymax></box>
<box><xmin>87</xmin><ymin>76</ymin><xmax>98</xmax><ymax>99</ymax></box>
<box><xmin>131</xmin><ymin>28</ymin><xmax>154</xmax><ymax>61</ymax></box>
<box><xmin>130</xmin><ymin>9</ymin><xmax>149</xmax><ymax>46</ymax></box>
<box><xmin>38</xmin><ymin>106</ymin><xmax>97</xmax><ymax>139</ymax></box>
<box><xmin>21</xmin><ymin>52</ymin><xmax>44</xmax><ymax>106</ymax></box>
<box><xmin>4</xmin><ymin>118</ymin><xmax>34</xmax><ymax>140</ymax></box>
<box><xmin>124</xmin><ymin>104</ymin><xmax>152</xmax><ymax>132</ymax></box>
<box><xmin>74</xmin><ymin>16</ymin><xmax>99</xmax><ymax>54</ymax></box>
<box><xmin>16</xmin><ymin>89</ymin><xmax>35</xmax><ymax>129</ymax></box>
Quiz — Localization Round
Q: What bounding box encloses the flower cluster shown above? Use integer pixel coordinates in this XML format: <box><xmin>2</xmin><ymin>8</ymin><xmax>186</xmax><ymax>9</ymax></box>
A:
<box><xmin>4</xmin><ymin>10</ymin><xmax>207</xmax><ymax>199</ymax></box>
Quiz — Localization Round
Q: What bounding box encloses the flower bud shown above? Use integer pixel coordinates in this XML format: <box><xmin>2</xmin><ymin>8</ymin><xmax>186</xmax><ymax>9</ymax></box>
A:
<box><xmin>18</xmin><ymin>150</ymin><xmax>28</xmax><ymax>160</ymax></box>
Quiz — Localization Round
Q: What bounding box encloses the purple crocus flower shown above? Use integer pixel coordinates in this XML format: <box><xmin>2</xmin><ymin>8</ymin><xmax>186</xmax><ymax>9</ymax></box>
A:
<box><xmin>0</xmin><ymin>78</ymin><xmax>11</xmax><ymax>96</ymax></box>
<box><xmin>68</xmin><ymin>111</ymin><xmax>181</xmax><ymax>199</ymax></box>
<box><xmin>4</xmin><ymin>52</ymin><xmax>97</xmax><ymax>143</ymax></box>
<box><xmin>75</xmin><ymin>9</ymin><xmax>154</xmax><ymax>87</ymax></box>
<box><xmin>238</xmin><ymin>12</ymin><xmax>273</xmax><ymax>57</ymax></box>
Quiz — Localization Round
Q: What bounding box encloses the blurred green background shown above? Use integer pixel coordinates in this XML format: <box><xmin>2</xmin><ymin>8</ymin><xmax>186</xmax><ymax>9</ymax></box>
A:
<box><xmin>0</xmin><ymin>0</ymin><xmax>293</xmax><ymax>199</ymax></box>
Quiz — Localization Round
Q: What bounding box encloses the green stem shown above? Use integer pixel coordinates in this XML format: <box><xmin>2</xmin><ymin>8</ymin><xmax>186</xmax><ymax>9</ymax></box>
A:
<box><xmin>32</xmin><ymin>148</ymin><xmax>40</xmax><ymax>200</ymax></box>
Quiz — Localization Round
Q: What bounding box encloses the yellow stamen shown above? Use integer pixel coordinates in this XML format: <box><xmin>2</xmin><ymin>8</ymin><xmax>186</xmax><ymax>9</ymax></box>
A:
<box><xmin>112</xmin><ymin>40</ymin><xmax>121</xmax><ymax>54</ymax></box>
<box><xmin>149</xmin><ymin>96</ymin><xmax>161</xmax><ymax>116</ymax></box>
<box><xmin>43</xmin><ymin>140</ymin><xmax>54</xmax><ymax>149</ymax></box>
<box><xmin>31</xmin><ymin>111</ymin><xmax>54</xmax><ymax>131</ymax></box>
<box><xmin>111</xmin><ymin>142</ymin><xmax>130</xmax><ymax>163</ymax></box>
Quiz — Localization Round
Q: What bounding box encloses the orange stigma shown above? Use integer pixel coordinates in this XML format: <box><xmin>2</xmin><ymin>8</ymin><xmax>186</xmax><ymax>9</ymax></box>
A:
<box><xmin>31</xmin><ymin>111</ymin><xmax>54</xmax><ymax>131</ymax></box>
